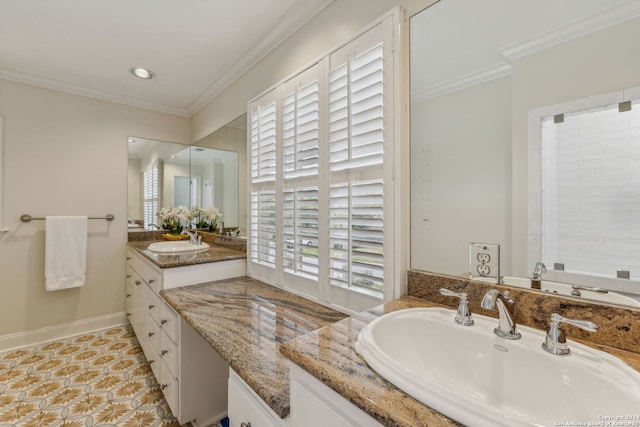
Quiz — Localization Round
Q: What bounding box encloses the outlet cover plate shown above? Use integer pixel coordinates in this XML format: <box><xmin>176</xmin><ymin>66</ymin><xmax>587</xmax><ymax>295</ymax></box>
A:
<box><xmin>469</xmin><ymin>242</ymin><xmax>500</xmax><ymax>283</ymax></box>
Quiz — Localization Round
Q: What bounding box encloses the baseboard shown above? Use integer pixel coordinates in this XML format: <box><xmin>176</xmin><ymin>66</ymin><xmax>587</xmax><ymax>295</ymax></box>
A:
<box><xmin>0</xmin><ymin>311</ymin><xmax>128</xmax><ymax>352</ymax></box>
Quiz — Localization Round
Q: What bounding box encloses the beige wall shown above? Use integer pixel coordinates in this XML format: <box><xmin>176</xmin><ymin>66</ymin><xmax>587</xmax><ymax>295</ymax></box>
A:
<box><xmin>411</xmin><ymin>76</ymin><xmax>512</xmax><ymax>276</ymax></box>
<box><xmin>0</xmin><ymin>79</ymin><xmax>190</xmax><ymax>337</ymax></box>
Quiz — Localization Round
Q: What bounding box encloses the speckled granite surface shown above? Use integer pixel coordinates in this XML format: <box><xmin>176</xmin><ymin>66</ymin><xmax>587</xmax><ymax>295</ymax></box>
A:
<box><xmin>280</xmin><ymin>271</ymin><xmax>640</xmax><ymax>427</ymax></box>
<box><xmin>128</xmin><ymin>240</ymin><xmax>246</xmax><ymax>269</ymax></box>
<box><xmin>281</xmin><ymin>297</ymin><xmax>463</xmax><ymax>427</ymax></box>
<box><xmin>408</xmin><ymin>270</ymin><xmax>640</xmax><ymax>354</ymax></box>
<box><xmin>160</xmin><ymin>277</ymin><xmax>347</xmax><ymax>419</ymax></box>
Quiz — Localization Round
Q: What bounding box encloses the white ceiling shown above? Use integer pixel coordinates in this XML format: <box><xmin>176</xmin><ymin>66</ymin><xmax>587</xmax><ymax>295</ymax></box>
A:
<box><xmin>0</xmin><ymin>0</ymin><xmax>332</xmax><ymax>117</ymax></box>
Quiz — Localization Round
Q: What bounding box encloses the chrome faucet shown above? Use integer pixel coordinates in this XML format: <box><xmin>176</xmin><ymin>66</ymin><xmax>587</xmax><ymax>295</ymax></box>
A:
<box><xmin>570</xmin><ymin>284</ymin><xmax>609</xmax><ymax>297</ymax></box>
<box><xmin>181</xmin><ymin>229</ymin><xmax>201</xmax><ymax>245</ymax></box>
<box><xmin>531</xmin><ymin>262</ymin><xmax>546</xmax><ymax>289</ymax></box>
<box><xmin>481</xmin><ymin>289</ymin><xmax>521</xmax><ymax>340</ymax></box>
<box><xmin>439</xmin><ymin>288</ymin><xmax>474</xmax><ymax>326</ymax></box>
<box><xmin>541</xmin><ymin>313</ymin><xmax>597</xmax><ymax>355</ymax></box>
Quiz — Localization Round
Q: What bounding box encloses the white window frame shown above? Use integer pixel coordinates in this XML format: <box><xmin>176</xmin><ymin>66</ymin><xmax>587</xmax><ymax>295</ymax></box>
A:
<box><xmin>247</xmin><ymin>8</ymin><xmax>408</xmax><ymax>314</ymax></box>
<box><xmin>528</xmin><ymin>86</ymin><xmax>640</xmax><ymax>294</ymax></box>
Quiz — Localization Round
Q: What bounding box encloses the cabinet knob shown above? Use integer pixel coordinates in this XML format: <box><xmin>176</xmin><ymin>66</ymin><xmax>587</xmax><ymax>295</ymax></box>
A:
<box><xmin>135</xmin><ymin>280</ymin><xmax>141</xmax><ymax>286</ymax></box>
<box><xmin>148</xmin><ymin>332</ymin><xmax>154</xmax><ymax>337</ymax></box>
<box><xmin>161</xmin><ymin>384</ymin><xmax>167</xmax><ymax>390</ymax></box>
<box><xmin>160</xmin><ymin>319</ymin><xmax>167</xmax><ymax>325</ymax></box>
<box><xmin>126</xmin><ymin>313</ymin><xmax>131</xmax><ymax>317</ymax></box>
<box><xmin>126</xmin><ymin>294</ymin><xmax>132</xmax><ymax>298</ymax></box>
<box><xmin>126</xmin><ymin>275</ymin><xmax>132</xmax><ymax>279</ymax></box>
<box><xmin>161</xmin><ymin>349</ymin><xmax>168</xmax><ymax>356</ymax></box>
<box><xmin>148</xmin><ymin>304</ymin><xmax>155</xmax><ymax>310</ymax></box>
<box><xmin>127</xmin><ymin>257</ymin><xmax>132</xmax><ymax>260</ymax></box>
<box><xmin>149</xmin><ymin>279</ymin><xmax>155</xmax><ymax>284</ymax></box>
<box><xmin>241</xmin><ymin>422</ymin><xmax>252</xmax><ymax>427</ymax></box>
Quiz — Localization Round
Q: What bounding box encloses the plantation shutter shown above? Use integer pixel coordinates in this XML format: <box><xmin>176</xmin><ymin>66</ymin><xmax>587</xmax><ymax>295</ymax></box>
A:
<box><xmin>327</xmin><ymin>24</ymin><xmax>387</xmax><ymax>300</ymax></box>
<box><xmin>247</xmin><ymin>11</ymin><xmax>403</xmax><ymax>313</ymax></box>
<box><xmin>250</xmin><ymin>90</ymin><xmax>278</xmax><ymax>270</ymax></box>
<box><xmin>282</xmin><ymin>66</ymin><xmax>321</xmax><ymax>288</ymax></box>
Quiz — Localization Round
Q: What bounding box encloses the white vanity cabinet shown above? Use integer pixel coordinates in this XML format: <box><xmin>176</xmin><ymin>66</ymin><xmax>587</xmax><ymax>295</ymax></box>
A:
<box><xmin>288</xmin><ymin>363</ymin><xmax>383</xmax><ymax>427</ymax></box>
<box><xmin>228</xmin><ymin>369</ymin><xmax>287</xmax><ymax>427</ymax></box>
<box><xmin>126</xmin><ymin>248</ymin><xmax>245</xmax><ymax>425</ymax></box>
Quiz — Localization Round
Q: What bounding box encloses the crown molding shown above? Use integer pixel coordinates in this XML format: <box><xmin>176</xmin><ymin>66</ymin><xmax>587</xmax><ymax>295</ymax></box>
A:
<box><xmin>186</xmin><ymin>0</ymin><xmax>334</xmax><ymax>115</ymax></box>
<box><xmin>413</xmin><ymin>2</ymin><xmax>640</xmax><ymax>104</ymax></box>
<box><xmin>501</xmin><ymin>1</ymin><xmax>640</xmax><ymax>62</ymax></box>
<box><xmin>412</xmin><ymin>63</ymin><xmax>512</xmax><ymax>105</ymax></box>
<box><xmin>0</xmin><ymin>68</ymin><xmax>191</xmax><ymax>117</ymax></box>
<box><xmin>0</xmin><ymin>0</ymin><xmax>333</xmax><ymax>118</ymax></box>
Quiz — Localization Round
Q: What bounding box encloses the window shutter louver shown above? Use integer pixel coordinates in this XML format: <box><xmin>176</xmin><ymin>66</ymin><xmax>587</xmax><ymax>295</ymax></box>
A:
<box><xmin>250</xmin><ymin>90</ymin><xmax>279</xmax><ymax>270</ymax></box>
<box><xmin>283</xmin><ymin>187</ymin><xmax>319</xmax><ymax>280</ymax></box>
<box><xmin>143</xmin><ymin>162</ymin><xmax>159</xmax><ymax>229</ymax></box>
<box><xmin>250</xmin><ymin>190</ymin><xmax>277</xmax><ymax>268</ymax></box>
<box><xmin>251</xmin><ymin>102</ymin><xmax>277</xmax><ymax>183</ymax></box>
<box><xmin>329</xmin><ymin>43</ymin><xmax>384</xmax><ymax>172</ymax></box>
<box><xmin>283</xmin><ymin>81</ymin><xmax>320</xmax><ymax>179</ymax></box>
<box><xmin>329</xmin><ymin>180</ymin><xmax>384</xmax><ymax>294</ymax></box>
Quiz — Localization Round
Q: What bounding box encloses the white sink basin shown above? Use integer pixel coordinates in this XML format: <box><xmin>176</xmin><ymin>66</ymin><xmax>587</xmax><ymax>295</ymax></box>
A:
<box><xmin>147</xmin><ymin>241</ymin><xmax>209</xmax><ymax>254</ymax></box>
<box><xmin>355</xmin><ymin>307</ymin><xmax>640</xmax><ymax>426</ymax></box>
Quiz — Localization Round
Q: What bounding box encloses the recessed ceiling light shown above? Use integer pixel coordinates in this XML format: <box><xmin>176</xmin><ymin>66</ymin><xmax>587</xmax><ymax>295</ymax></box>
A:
<box><xmin>130</xmin><ymin>67</ymin><xmax>155</xmax><ymax>79</ymax></box>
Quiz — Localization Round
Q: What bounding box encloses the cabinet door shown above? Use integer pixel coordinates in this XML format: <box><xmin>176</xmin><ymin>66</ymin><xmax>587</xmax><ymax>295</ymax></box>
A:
<box><xmin>289</xmin><ymin>363</ymin><xmax>383</xmax><ymax>427</ymax></box>
<box><xmin>228</xmin><ymin>369</ymin><xmax>284</xmax><ymax>427</ymax></box>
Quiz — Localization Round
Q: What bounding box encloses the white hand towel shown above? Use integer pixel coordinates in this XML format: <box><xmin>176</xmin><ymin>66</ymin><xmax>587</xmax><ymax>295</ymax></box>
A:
<box><xmin>45</xmin><ymin>216</ymin><xmax>88</xmax><ymax>291</ymax></box>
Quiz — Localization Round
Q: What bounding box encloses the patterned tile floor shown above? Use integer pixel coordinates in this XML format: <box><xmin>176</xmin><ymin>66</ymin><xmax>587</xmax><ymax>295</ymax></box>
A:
<box><xmin>0</xmin><ymin>325</ymin><xmax>187</xmax><ymax>426</ymax></box>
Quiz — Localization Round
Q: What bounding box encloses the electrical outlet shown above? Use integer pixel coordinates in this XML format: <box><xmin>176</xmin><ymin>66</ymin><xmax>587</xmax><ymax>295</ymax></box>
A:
<box><xmin>469</xmin><ymin>242</ymin><xmax>500</xmax><ymax>283</ymax></box>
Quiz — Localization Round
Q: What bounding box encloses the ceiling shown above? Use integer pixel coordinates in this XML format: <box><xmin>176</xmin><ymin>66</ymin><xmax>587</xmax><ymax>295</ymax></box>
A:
<box><xmin>0</xmin><ymin>0</ymin><xmax>332</xmax><ymax>117</ymax></box>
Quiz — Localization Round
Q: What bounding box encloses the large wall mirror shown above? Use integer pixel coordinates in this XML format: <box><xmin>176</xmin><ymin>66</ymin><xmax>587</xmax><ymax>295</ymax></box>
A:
<box><xmin>127</xmin><ymin>114</ymin><xmax>246</xmax><ymax>233</ymax></box>
<box><xmin>410</xmin><ymin>0</ymin><xmax>640</xmax><ymax>307</ymax></box>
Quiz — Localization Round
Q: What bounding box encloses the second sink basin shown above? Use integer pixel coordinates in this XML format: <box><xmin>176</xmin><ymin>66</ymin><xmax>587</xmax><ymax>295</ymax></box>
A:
<box><xmin>354</xmin><ymin>307</ymin><xmax>640</xmax><ymax>426</ymax></box>
<box><xmin>147</xmin><ymin>241</ymin><xmax>209</xmax><ymax>254</ymax></box>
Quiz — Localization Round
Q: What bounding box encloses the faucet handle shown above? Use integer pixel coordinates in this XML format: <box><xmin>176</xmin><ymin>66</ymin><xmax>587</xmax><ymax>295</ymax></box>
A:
<box><xmin>542</xmin><ymin>312</ymin><xmax>598</xmax><ymax>355</ymax></box>
<box><xmin>439</xmin><ymin>288</ymin><xmax>474</xmax><ymax>326</ymax></box>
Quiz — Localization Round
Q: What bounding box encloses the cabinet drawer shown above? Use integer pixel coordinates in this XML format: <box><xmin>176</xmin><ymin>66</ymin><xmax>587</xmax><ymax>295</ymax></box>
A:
<box><xmin>128</xmin><ymin>251</ymin><xmax>162</xmax><ymax>291</ymax></box>
<box><xmin>159</xmin><ymin>301</ymin><xmax>179</xmax><ymax>344</ymax></box>
<box><xmin>147</xmin><ymin>345</ymin><xmax>161</xmax><ymax>380</ymax></box>
<box><xmin>146</xmin><ymin>292</ymin><xmax>161</xmax><ymax>325</ymax></box>
<box><xmin>125</xmin><ymin>282</ymin><xmax>134</xmax><ymax>317</ymax></box>
<box><xmin>148</xmin><ymin>322</ymin><xmax>161</xmax><ymax>355</ymax></box>
<box><xmin>160</xmin><ymin>360</ymin><xmax>179</xmax><ymax>418</ymax></box>
<box><xmin>160</xmin><ymin>330</ymin><xmax>179</xmax><ymax>379</ymax></box>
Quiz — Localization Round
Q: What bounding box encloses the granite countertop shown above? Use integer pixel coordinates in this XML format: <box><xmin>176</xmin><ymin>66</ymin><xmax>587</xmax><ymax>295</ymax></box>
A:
<box><xmin>128</xmin><ymin>240</ymin><xmax>246</xmax><ymax>268</ymax></box>
<box><xmin>160</xmin><ymin>277</ymin><xmax>348</xmax><ymax>419</ymax></box>
<box><xmin>280</xmin><ymin>296</ymin><xmax>640</xmax><ymax>427</ymax></box>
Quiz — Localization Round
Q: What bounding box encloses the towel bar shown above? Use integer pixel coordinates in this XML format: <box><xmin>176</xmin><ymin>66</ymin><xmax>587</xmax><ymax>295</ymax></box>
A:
<box><xmin>21</xmin><ymin>214</ymin><xmax>115</xmax><ymax>222</ymax></box>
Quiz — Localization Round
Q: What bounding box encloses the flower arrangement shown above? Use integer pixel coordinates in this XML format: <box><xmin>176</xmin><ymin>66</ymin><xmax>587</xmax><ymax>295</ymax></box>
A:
<box><xmin>156</xmin><ymin>205</ymin><xmax>222</xmax><ymax>234</ymax></box>
<box><xmin>190</xmin><ymin>206</ymin><xmax>222</xmax><ymax>232</ymax></box>
<box><xmin>156</xmin><ymin>205</ymin><xmax>191</xmax><ymax>235</ymax></box>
